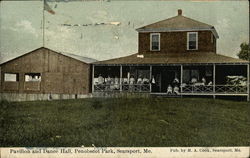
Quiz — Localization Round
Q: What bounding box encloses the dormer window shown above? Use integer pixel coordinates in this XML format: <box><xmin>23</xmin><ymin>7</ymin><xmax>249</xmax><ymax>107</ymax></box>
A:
<box><xmin>187</xmin><ymin>32</ymin><xmax>198</xmax><ymax>50</ymax></box>
<box><xmin>150</xmin><ymin>33</ymin><xmax>160</xmax><ymax>51</ymax></box>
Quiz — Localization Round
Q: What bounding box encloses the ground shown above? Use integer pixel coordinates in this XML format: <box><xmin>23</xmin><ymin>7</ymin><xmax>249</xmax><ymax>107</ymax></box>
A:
<box><xmin>0</xmin><ymin>98</ymin><xmax>249</xmax><ymax>147</ymax></box>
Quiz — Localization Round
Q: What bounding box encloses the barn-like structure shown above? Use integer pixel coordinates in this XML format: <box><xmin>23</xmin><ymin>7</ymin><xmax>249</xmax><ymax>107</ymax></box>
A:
<box><xmin>0</xmin><ymin>47</ymin><xmax>97</xmax><ymax>101</ymax></box>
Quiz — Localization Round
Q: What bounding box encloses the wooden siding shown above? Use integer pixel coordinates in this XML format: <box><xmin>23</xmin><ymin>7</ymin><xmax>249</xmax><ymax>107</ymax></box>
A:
<box><xmin>138</xmin><ymin>31</ymin><xmax>216</xmax><ymax>54</ymax></box>
<box><xmin>0</xmin><ymin>48</ymin><xmax>90</xmax><ymax>94</ymax></box>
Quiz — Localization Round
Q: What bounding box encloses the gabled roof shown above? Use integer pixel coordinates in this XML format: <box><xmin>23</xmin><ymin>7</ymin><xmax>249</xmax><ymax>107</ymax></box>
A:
<box><xmin>94</xmin><ymin>52</ymin><xmax>248</xmax><ymax>65</ymax></box>
<box><xmin>136</xmin><ymin>10</ymin><xmax>219</xmax><ymax>38</ymax></box>
<box><xmin>0</xmin><ymin>47</ymin><xmax>98</xmax><ymax>66</ymax></box>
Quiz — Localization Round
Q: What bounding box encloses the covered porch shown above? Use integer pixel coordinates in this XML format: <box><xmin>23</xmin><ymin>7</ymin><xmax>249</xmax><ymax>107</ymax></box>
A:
<box><xmin>92</xmin><ymin>64</ymin><xmax>249</xmax><ymax>100</ymax></box>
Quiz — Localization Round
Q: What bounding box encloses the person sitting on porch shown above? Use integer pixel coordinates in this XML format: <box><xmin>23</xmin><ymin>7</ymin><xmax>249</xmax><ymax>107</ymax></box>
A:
<box><xmin>191</xmin><ymin>76</ymin><xmax>198</xmax><ymax>84</ymax></box>
<box><xmin>114</xmin><ymin>76</ymin><xmax>119</xmax><ymax>90</ymax></box>
<box><xmin>167</xmin><ymin>85</ymin><xmax>173</xmax><ymax>95</ymax></box>
<box><xmin>110</xmin><ymin>80</ymin><xmax>115</xmax><ymax>90</ymax></box>
<box><xmin>137</xmin><ymin>76</ymin><xmax>142</xmax><ymax>84</ymax></box>
<box><xmin>129</xmin><ymin>75</ymin><xmax>135</xmax><ymax>91</ymax></box>
<box><xmin>129</xmin><ymin>76</ymin><xmax>135</xmax><ymax>84</ymax></box>
<box><xmin>201</xmin><ymin>77</ymin><xmax>206</xmax><ymax>85</ymax></box>
<box><xmin>173</xmin><ymin>77</ymin><xmax>180</xmax><ymax>87</ymax></box>
<box><xmin>98</xmin><ymin>74</ymin><xmax>104</xmax><ymax>85</ymax></box>
<box><xmin>142</xmin><ymin>77</ymin><xmax>149</xmax><ymax>84</ymax></box>
<box><xmin>105</xmin><ymin>75</ymin><xmax>112</xmax><ymax>90</ymax></box>
<box><xmin>123</xmin><ymin>78</ymin><xmax>128</xmax><ymax>84</ymax></box>
<box><xmin>106</xmin><ymin>76</ymin><xmax>111</xmax><ymax>84</ymax></box>
<box><xmin>173</xmin><ymin>86</ymin><xmax>180</xmax><ymax>95</ymax></box>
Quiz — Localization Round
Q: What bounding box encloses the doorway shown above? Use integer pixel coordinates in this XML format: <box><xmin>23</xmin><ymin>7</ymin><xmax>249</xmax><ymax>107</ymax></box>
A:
<box><xmin>152</xmin><ymin>66</ymin><xmax>180</xmax><ymax>93</ymax></box>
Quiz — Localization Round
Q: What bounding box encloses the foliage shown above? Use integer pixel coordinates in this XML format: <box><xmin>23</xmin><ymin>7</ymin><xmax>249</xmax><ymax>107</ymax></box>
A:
<box><xmin>237</xmin><ymin>42</ymin><xmax>250</xmax><ymax>61</ymax></box>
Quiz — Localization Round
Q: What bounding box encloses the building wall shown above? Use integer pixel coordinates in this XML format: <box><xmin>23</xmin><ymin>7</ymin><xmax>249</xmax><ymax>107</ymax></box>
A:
<box><xmin>138</xmin><ymin>31</ymin><xmax>216</xmax><ymax>54</ymax></box>
<box><xmin>0</xmin><ymin>48</ymin><xmax>91</xmax><ymax>95</ymax></box>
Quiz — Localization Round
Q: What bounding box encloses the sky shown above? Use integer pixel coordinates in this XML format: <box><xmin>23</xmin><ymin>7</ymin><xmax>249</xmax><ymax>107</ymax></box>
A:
<box><xmin>0</xmin><ymin>0</ymin><xmax>249</xmax><ymax>63</ymax></box>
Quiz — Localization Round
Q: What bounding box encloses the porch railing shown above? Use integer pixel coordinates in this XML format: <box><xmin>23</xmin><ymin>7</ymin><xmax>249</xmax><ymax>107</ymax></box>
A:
<box><xmin>122</xmin><ymin>84</ymin><xmax>150</xmax><ymax>92</ymax></box>
<box><xmin>215</xmin><ymin>85</ymin><xmax>247</xmax><ymax>93</ymax></box>
<box><xmin>94</xmin><ymin>83</ymin><xmax>150</xmax><ymax>92</ymax></box>
<box><xmin>94</xmin><ymin>83</ymin><xmax>247</xmax><ymax>94</ymax></box>
<box><xmin>94</xmin><ymin>84</ymin><xmax>120</xmax><ymax>92</ymax></box>
<box><xmin>181</xmin><ymin>85</ymin><xmax>247</xmax><ymax>94</ymax></box>
<box><xmin>182</xmin><ymin>85</ymin><xmax>213</xmax><ymax>93</ymax></box>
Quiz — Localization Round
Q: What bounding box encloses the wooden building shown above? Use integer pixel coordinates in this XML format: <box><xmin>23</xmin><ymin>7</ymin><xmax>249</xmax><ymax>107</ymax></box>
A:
<box><xmin>92</xmin><ymin>9</ymin><xmax>250</xmax><ymax>100</ymax></box>
<box><xmin>0</xmin><ymin>47</ymin><xmax>97</xmax><ymax>101</ymax></box>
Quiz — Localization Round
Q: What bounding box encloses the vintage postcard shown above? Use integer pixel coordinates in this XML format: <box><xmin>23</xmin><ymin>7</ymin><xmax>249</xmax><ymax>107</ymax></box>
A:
<box><xmin>0</xmin><ymin>0</ymin><xmax>249</xmax><ymax>157</ymax></box>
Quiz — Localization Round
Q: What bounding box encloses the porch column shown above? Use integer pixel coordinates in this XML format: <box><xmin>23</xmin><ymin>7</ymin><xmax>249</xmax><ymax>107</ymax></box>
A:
<box><xmin>213</xmin><ymin>64</ymin><xmax>216</xmax><ymax>99</ymax></box>
<box><xmin>247</xmin><ymin>64</ymin><xmax>249</xmax><ymax>101</ymax></box>
<box><xmin>120</xmin><ymin>65</ymin><xmax>123</xmax><ymax>92</ymax></box>
<box><xmin>150</xmin><ymin>65</ymin><xmax>152</xmax><ymax>92</ymax></box>
<box><xmin>92</xmin><ymin>65</ymin><xmax>95</xmax><ymax>92</ymax></box>
<box><xmin>180</xmin><ymin>65</ymin><xmax>183</xmax><ymax>93</ymax></box>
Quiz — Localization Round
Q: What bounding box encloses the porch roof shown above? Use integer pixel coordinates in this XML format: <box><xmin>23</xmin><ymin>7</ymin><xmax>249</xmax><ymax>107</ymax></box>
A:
<box><xmin>94</xmin><ymin>52</ymin><xmax>249</xmax><ymax>65</ymax></box>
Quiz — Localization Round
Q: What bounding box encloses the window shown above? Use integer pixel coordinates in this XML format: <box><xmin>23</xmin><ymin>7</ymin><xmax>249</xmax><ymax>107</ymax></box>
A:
<box><xmin>183</xmin><ymin>70</ymin><xmax>199</xmax><ymax>83</ymax></box>
<box><xmin>150</xmin><ymin>33</ymin><xmax>160</xmax><ymax>51</ymax></box>
<box><xmin>187</xmin><ymin>32</ymin><xmax>198</xmax><ymax>50</ymax></box>
<box><xmin>25</xmin><ymin>73</ymin><xmax>41</xmax><ymax>82</ymax></box>
<box><xmin>4</xmin><ymin>73</ymin><xmax>19</xmax><ymax>82</ymax></box>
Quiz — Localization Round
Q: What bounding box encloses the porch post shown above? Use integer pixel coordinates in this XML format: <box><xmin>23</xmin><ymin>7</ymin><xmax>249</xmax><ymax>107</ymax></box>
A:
<box><xmin>120</xmin><ymin>65</ymin><xmax>122</xmax><ymax>92</ymax></box>
<box><xmin>150</xmin><ymin>65</ymin><xmax>152</xmax><ymax>92</ymax></box>
<box><xmin>180</xmin><ymin>65</ymin><xmax>183</xmax><ymax>94</ymax></box>
<box><xmin>92</xmin><ymin>65</ymin><xmax>95</xmax><ymax>93</ymax></box>
<box><xmin>247</xmin><ymin>64</ymin><xmax>249</xmax><ymax>101</ymax></box>
<box><xmin>213</xmin><ymin>64</ymin><xmax>216</xmax><ymax>99</ymax></box>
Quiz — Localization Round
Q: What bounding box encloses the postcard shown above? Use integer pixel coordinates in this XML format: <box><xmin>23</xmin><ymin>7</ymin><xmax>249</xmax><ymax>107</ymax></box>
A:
<box><xmin>0</xmin><ymin>0</ymin><xmax>249</xmax><ymax>157</ymax></box>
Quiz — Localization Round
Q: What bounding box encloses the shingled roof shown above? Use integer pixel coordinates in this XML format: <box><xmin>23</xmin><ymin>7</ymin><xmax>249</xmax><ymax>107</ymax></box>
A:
<box><xmin>136</xmin><ymin>9</ymin><xmax>219</xmax><ymax>38</ymax></box>
<box><xmin>94</xmin><ymin>52</ymin><xmax>248</xmax><ymax>65</ymax></box>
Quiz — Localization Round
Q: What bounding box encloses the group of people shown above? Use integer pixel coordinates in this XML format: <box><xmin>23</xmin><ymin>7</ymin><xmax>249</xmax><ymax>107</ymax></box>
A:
<box><xmin>96</xmin><ymin>74</ymin><xmax>150</xmax><ymax>91</ymax></box>
<box><xmin>190</xmin><ymin>76</ymin><xmax>213</xmax><ymax>86</ymax></box>
<box><xmin>123</xmin><ymin>75</ymin><xmax>150</xmax><ymax>85</ymax></box>
<box><xmin>97</xmin><ymin>75</ymin><xmax>120</xmax><ymax>90</ymax></box>
<box><xmin>25</xmin><ymin>75</ymin><xmax>41</xmax><ymax>82</ymax></box>
<box><xmin>166</xmin><ymin>77</ymin><xmax>180</xmax><ymax>95</ymax></box>
<box><xmin>96</xmin><ymin>74</ymin><xmax>214</xmax><ymax>93</ymax></box>
<box><xmin>166</xmin><ymin>76</ymin><xmax>215</xmax><ymax>94</ymax></box>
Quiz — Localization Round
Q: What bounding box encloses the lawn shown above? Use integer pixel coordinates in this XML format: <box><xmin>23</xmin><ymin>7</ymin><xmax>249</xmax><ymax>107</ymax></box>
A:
<box><xmin>0</xmin><ymin>98</ymin><xmax>249</xmax><ymax>147</ymax></box>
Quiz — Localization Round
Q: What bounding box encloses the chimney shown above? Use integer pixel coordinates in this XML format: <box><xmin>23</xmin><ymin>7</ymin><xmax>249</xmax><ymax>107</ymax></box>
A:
<box><xmin>178</xmin><ymin>9</ymin><xmax>182</xmax><ymax>16</ymax></box>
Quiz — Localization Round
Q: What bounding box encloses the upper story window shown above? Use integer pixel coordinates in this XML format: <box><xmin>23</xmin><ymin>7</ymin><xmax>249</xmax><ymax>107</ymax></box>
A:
<box><xmin>4</xmin><ymin>73</ymin><xmax>19</xmax><ymax>82</ymax></box>
<box><xmin>25</xmin><ymin>73</ymin><xmax>41</xmax><ymax>82</ymax></box>
<box><xmin>187</xmin><ymin>32</ymin><xmax>198</xmax><ymax>50</ymax></box>
<box><xmin>150</xmin><ymin>33</ymin><xmax>160</xmax><ymax>51</ymax></box>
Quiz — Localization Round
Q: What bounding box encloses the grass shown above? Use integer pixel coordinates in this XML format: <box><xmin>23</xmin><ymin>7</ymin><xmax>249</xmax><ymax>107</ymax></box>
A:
<box><xmin>0</xmin><ymin>98</ymin><xmax>249</xmax><ymax>147</ymax></box>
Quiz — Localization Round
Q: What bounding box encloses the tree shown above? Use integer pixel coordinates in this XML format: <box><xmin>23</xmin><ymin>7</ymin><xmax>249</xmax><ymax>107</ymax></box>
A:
<box><xmin>237</xmin><ymin>42</ymin><xmax>250</xmax><ymax>61</ymax></box>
